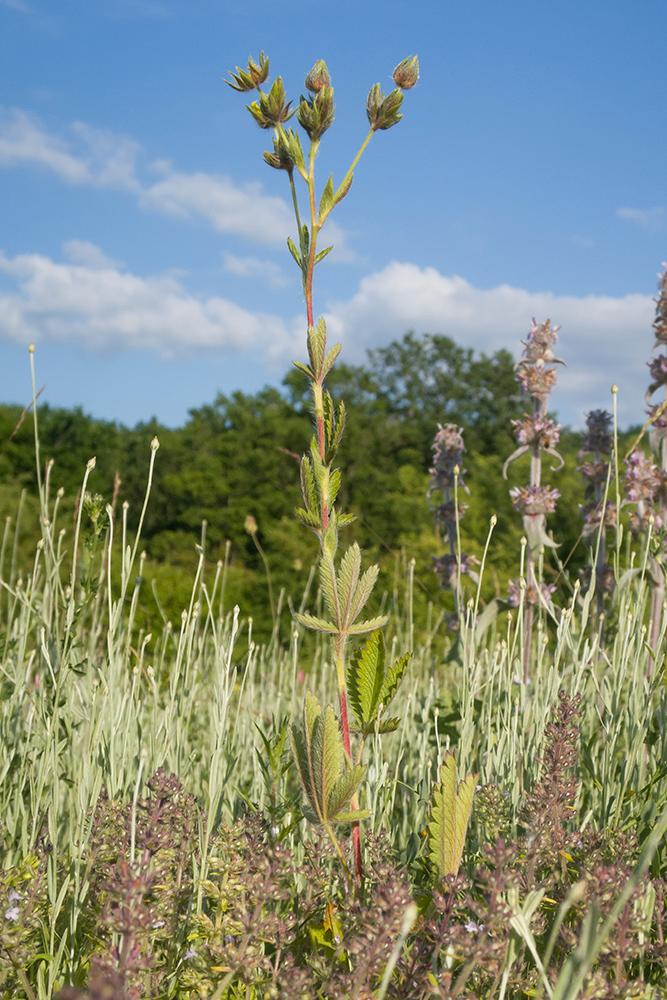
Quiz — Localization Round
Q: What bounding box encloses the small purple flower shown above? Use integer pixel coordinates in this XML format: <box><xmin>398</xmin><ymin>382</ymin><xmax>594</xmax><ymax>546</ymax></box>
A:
<box><xmin>580</xmin><ymin>409</ymin><xmax>613</xmax><ymax>455</ymax></box>
<box><xmin>509</xmin><ymin>485</ymin><xmax>560</xmax><ymax>516</ymax></box>
<box><xmin>507</xmin><ymin>578</ymin><xmax>556</xmax><ymax>608</ymax></box>
<box><xmin>515</xmin><ymin>362</ymin><xmax>558</xmax><ymax>400</ymax></box>
<box><xmin>4</xmin><ymin>906</ymin><xmax>19</xmax><ymax>922</ymax></box>
<box><xmin>464</xmin><ymin>919</ymin><xmax>484</xmax><ymax>933</ymax></box>
<box><xmin>432</xmin><ymin>553</ymin><xmax>479</xmax><ymax>589</ymax></box>
<box><xmin>520</xmin><ymin>318</ymin><xmax>564</xmax><ymax>365</ymax></box>
<box><xmin>653</xmin><ymin>264</ymin><xmax>667</xmax><ymax>345</ymax></box>
<box><xmin>184</xmin><ymin>947</ymin><xmax>197</xmax><ymax>960</ymax></box>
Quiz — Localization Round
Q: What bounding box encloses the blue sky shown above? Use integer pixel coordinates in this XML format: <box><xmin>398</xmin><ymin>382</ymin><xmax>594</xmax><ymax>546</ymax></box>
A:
<box><xmin>0</xmin><ymin>0</ymin><xmax>666</xmax><ymax>429</ymax></box>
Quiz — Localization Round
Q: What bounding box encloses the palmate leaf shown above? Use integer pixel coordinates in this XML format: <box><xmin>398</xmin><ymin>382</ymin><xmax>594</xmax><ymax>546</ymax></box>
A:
<box><xmin>347</xmin><ymin>631</ymin><xmax>410</xmax><ymax>733</ymax></box>
<box><xmin>429</xmin><ymin>751</ymin><xmax>477</xmax><ymax>878</ymax></box>
<box><xmin>289</xmin><ymin>691</ymin><xmax>368</xmax><ymax>826</ymax></box>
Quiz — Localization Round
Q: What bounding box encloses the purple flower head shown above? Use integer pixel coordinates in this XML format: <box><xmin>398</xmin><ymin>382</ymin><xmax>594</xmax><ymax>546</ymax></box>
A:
<box><xmin>432</xmin><ymin>552</ymin><xmax>479</xmax><ymax>589</ymax></box>
<box><xmin>428</xmin><ymin>423</ymin><xmax>469</xmax><ymax>496</ymax></box>
<box><xmin>509</xmin><ymin>484</ymin><xmax>560</xmax><ymax>516</ymax></box>
<box><xmin>520</xmin><ymin>318</ymin><xmax>564</xmax><ymax>365</ymax></box>
<box><xmin>624</xmin><ymin>449</ymin><xmax>658</xmax><ymax>504</ymax></box>
<box><xmin>507</xmin><ymin>578</ymin><xmax>556</xmax><ymax>608</ymax></box>
<box><xmin>512</xmin><ymin>413</ymin><xmax>562</xmax><ymax>449</ymax></box>
<box><xmin>580</xmin><ymin>409</ymin><xmax>613</xmax><ymax>455</ymax></box>
<box><xmin>434</xmin><ymin>500</ymin><xmax>468</xmax><ymax>529</ymax></box>
<box><xmin>653</xmin><ymin>263</ymin><xmax>667</xmax><ymax>346</ymax></box>
<box><xmin>515</xmin><ymin>362</ymin><xmax>558</xmax><ymax>400</ymax></box>
<box><xmin>579</xmin><ymin>564</ymin><xmax>616</xmax><ymax>594</ymax></box>
<box><xmin>579</xmin><ymin>500</ymin><xmax>617</xmax><ymax>539</ymax></box>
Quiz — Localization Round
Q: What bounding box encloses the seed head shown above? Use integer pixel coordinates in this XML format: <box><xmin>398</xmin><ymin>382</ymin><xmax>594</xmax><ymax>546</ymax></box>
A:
<box><xmin>393</xmin><ymin>56</ymin><xmax>419</xmax><ymax>90</ymax></box>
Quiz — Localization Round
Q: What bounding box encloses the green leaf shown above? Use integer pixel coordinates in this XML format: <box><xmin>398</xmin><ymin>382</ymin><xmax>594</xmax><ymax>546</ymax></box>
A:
<box><xmin>319</xmin><ymin>554</ymin><xmax>340</xmax><ymax>628</ymax></box>
<box><xmin>378</xmin><ymin>651</ymin><xmax>411</xmax><ymax>716</ymax></box>
<box><xmin>318</xmin><ymin>174</ymin><xmax>335</xmax><ymax>220</ymax></box>
<box><xmin>290</xmin><ymin>692</ymin><xmax>367</xmax><ymax>828</ymax></box>
<box><xmin>292</xmin><ymin>359</ymin><xmax>314</xmax><ymax>380</ymax></box>
<box><xmin>327</xmin><ymin>764</ymin><xmax>366</xmax><ymax>819</ymax></box>
<box><xmin>331</xmin><ymin>808</ymin><xmax>372</xmax><ymax>824</ymax></box>
<box><xmin>346</xmin><ymin>615</ymin><xmax>389</xmax><ymax>636</ymax></box>
<box><xmin>287</xmin><ymin>236</ymin><xmax>303</xmax><ymax>269</ymax></box>
<box><xmin>321</xmin><ymin>342</ymin><xmax>341</xmax><ymax>380</ymax></box>
<box><xmin>299</xmin><ymin>223</ymin><xmax>310</xmax><ymax>260</ymax></box>
<box><xmin>337</xmin><ymin>512</ymin><xmax>357</xmax><ymax>528</ymax></box>
<box><xmin>429</xmin><ymin>752</ymin><xmax>477</xmax><ymax>878</ymax></box>
<box><xmin>348</xmin><ymin>563</ymin><xmax>381</xmax><ymax>625</ymax></box>
<box><xmin>333</xmin><ymin>171</ymin><xmax>353</xmax><ymax>206</ymax></box>
<box><xmin>315</xmin><ymin>245</ymin><xmax>334</xmax><ymax>265</ymax></box>
<box><xmin>293</xmin><ymin>612</ymin><xmax>338</xmax><ymax>634</ymax></box>
<box><xmin>328</xmin><ymin>467</ymin><xmax>341</xmax><ymax>509</ymax></box>
<box><xmin>348</xmin><ymin>629</ymin><xmax>385</xmax><ymax>728</ymax></box>
<box><xmin>294</xmin><ymin>507</ymin><xmax>321</xmax><ymax>529</ymax></box>
<box><xmin>337</xmin><ymin>543</ymin><xmax>362</xmax><ymax>624</ymax></box>
<box><xmin>300</xmin><ymin>455</ymin><xmax>319</xmax><ymax>514</ymax></box>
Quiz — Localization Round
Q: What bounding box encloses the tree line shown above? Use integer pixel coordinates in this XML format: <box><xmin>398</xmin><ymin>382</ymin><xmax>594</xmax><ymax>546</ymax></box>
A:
<box><xmin>0</xmin><ymin>333</ymin><xmax>628</xmax><ymax>645</ymax></box>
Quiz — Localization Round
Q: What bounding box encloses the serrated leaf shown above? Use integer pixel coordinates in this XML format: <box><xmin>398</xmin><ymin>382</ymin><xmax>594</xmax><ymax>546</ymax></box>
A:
<box><xmin>327</xmin><ymin>764</ymin><xmax>366</xmax><ymax>819</ymax></box>
<box><xmin>337</xmin><ymin>543</ymin><xmax>362</xmax><ymax>623</ymax></box>
<box><xmin>321</xmin><ymin>342</ymin><xmax>341</xmax><ymax>380</ymax></box>
<box><xmin>292</xmin><ymin>359</ymin><xmax>314</xmax><ymax>380</ymax></box>
<box><xmin>315</xmin><ymin>245</ymin><xmax>334</xmax><ymax>265</ymax></box>
<box><xmin>328</xmin><ymin>468</ymin><xmax>341</xmax><ymax>510</ymax></box>
<box><xmin>287</xmin><ymin>236</ymin><xmax>303</xmax><ymax>270</ymax></box>
<box><xmin>429</xmin><ymin>752</ymin><xmax>477</xmax><ymax>878</ymax></box>
<box><xmin>333</xmin><ymin>401</ymin><xmax>346</xmax><ymax>450</ymax></box>
<box><xmin>300</xmin><ymin>455</ymin><xmax>319</xmax><ymax>513</ymax></box>
<box><xmin>337</xmin><ymin>512</ymin><xmax>357</xmax><ymax>528</ymax></box>
<box><xmin>348</xmin><ymin>563</ymin><xmax>381</xmax><ymax>625</ymax></box>
<box><xmin>318</xmin><ymin>174</ymin><xmax>335</xmax><ymax>220</ymax></box>
<box><xmin>323</xmin><ymin>390</ymin><xmax>334</xmax><ymax>448</ymax></box>
<box><xmin>378</xmin><ymin>651</ymin><xmax>411</xmax><ymax>714</ymax></box>
<box><xmin>289</xmin><ymin>722</ymin><xmax>315</xmax><ymax>815</ymax></box>
<box><xmin>375</xmin><ymin>717</ymin><xmax>400</xmax><ymax>734</ymax></box>
<box><xmin>319</xmin><ymin>554</ymin><xmax>340</xmax><ymax>627</ymax></box>
<box><xmin>332</xmin><ymin>809</ymin><xmax>372</xmax><ymax>824</ymax></box>
<box><xmin>307</xmin><ymin>317</ymin><xmax>327</xmax><ymax>375</ymax></box>
<box><xmin>348</xmin><ymin>630</ymin><xmax>385</xmax><ymax>728</ymax></box>
<box><xmin>294</xmin><ymin>612</ymin><xmax>338</xmax><ymax>634</ymax></box>
<box><xmin>294</xmin><ymin>507</ymin><xmax>321</xmax><ymax>529</ymax></box>
<box><xmin>346</xmin><ymin>615</ymin><xmax>389</xmax><ymax>635</ymax></box>
<box><xmin>310</xmin><ymin>705</ymin><xmax>344</xmax><ymax>815</ymax></box>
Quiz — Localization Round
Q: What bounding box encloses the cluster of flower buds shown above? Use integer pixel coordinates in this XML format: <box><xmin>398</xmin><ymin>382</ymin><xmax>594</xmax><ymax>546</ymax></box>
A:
<box><xmin>504</xmin><ymin>319</ymin><xmax>564</xmax><ymax>608</ymax></box>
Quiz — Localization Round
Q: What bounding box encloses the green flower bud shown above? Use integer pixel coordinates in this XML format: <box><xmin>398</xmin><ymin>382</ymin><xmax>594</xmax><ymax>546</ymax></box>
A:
<box><xmin>305</xmin><ymin>60</ymin><xmax>331</xmax><ymax>93</ymax></box>
<box><xmin>263</xmin><ymin>131</ymin><xmax>295</xmax><ymax>172</ymax></box>
<box><xmin>227</xmin><ymin>52</ymin><xmax>269</xmax><ymax>92</ymax></box>
<box><xmin>247</xmin><ymin>76</ymin><xmax>294</xmax><ymax>129</ymax></box>
<box><xmin>392</xmin><ymin>55</ymin><xmax>419</xmax><ymax>90</ymax></box>
<box><xmin>297</xmin><ymin>86</ymin><xmax>335</xmax><ymax>140</ymax></box>
<box><xmin>366</xmin><ymin>84</ymin><xmax>404</xmax><ymax>131</ymax></box>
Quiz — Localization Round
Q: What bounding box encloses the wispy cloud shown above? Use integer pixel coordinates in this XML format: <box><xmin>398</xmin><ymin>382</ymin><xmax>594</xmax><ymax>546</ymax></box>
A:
<box><xmin>223</xmin><ymin>253</ymin><xmax>289</xmax><ymax>288</ymax></box>
<box><xmin>617</xmin><ymin>206</ymin><xmax>665</xmax><ymax>232</ymax></box>
<box><xmin>0</xmin><ymin>249</ymin><xmax>655</xmax><ymax>428</ymax></box>
<box><xmin>570</xmin><ymin>234</ymin><xmax>595</xmax><ymax>250</ymax></box>
<box><xmin>0</xmin><ymin>108</ymin><xmax>302</xmax><ymax>245</ymax></box>
<box><xmin>0</xmin><ymin>245</ymin><xmax>302</xmax><ymax>361</ymax></box>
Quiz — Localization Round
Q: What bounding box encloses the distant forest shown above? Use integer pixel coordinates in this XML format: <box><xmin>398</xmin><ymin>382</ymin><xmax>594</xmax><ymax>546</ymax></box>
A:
<box><xmin>0</xmin><ymin>333</ymin><xmax>636</xmax><ymax>645</ymax></box>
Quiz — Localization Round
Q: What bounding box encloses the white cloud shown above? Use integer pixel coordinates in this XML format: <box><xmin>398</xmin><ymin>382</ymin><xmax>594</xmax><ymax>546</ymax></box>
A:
<box><xmin>62</xmin><ymin>240</ymin><xmax>126</xmax><ymax>270</ymax></box>
<box><xmin>0</xmin><ymin>249</ymin><xmax>656</xmax><ymax>428</ymax></box>
<box><xmin>0</xmin><ymin>108</ymin><xmax>355</xmax><ymax>254</ymax></box>
<box><xmin>223</xmin><ymin>253</ymin><xmax>289</xmax><ymax>288</ymax></box>
<box><xmin>322</xmin><ymin>262</ymin><xmax>655</xmax><ymax>428</ymax></box>
<box><xmin>0</xmin><ymin>246</ymin><xmax>302</xmax><ymax>361</ymax></box>
<box><xmin>617</xmin><ymin>206</ymin><xmax>665</xmax><ymax>232</ymax></box>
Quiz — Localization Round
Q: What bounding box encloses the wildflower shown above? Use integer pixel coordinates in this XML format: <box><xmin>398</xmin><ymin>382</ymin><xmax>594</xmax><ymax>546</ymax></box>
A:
<box><xmin>304</xmin><ymin>60</ymin><xmax>331</xmax><ymax>93</ymax></box>
<box><xmin>366</xmin><ymin>84</ymin><xmax>404</xmax><ymax>131</ymax></box>
<box><xmin>432</xmin><ymin>553</ymin><xmax>479</xmax><ymax>590</ymax></box>
<box><xmin>653</xmin><ymin>263</ymin><xmax>667</xmax><ymax>345</ymax></box>
<box><xmin>509</xmin><ymin>485</ymin><xmax>560</xmax><ymax>516</ymax></box>
<box><xmin>247</xmin><ymin>77</ymin><xmax>294</xmax><ymax>129</ymax></box>
<box><xmin>392</xmin><ymin>56</ymin><xmax>419</xmax><ymax>90</ymax></box>
<box><xmin>504</xmin><ymin>413</ymin><xmax>563</xmax><ymax>476</ymax></box>
<box><xmin>464</xmin><ymin>919</ymin><xmax>484</xmax><ymax>933</ymax></box>
<box><xmin>507</xmin><ymin>578</ymin><xmax>556</xmax><ymax>608</ymax></box>
<box><xmin>4</xmin><ymin>905</ymin><xmax>19</xmax><ymax>921</ymax></box>
<box><xmin>579</xmin><ymin>500</ymin><xmax>617</xmax><ymax>539</ymax></box>
<box><xmin>515</xmin><ymin>362</ymin><xmax>558</xmax><ymax>400</ymax></box>
<box><xmin>184</xmin><ymin>947</ymin><xmax>197</xmax><ymax>960</ymax></box>
<box><xmin>580</xmin><ymin>409</ymin><xmax>613</xmax><ymax>455</ymax></box>
<box><xmin>519</xmin><ymin>318</ymin><xmax>565</xmax><ymax>365</ymax></box>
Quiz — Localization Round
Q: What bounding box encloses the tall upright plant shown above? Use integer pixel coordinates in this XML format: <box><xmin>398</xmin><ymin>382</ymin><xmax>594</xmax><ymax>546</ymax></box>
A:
<box><xmin>503</xmin><ymin>319</ymin><xmax>564</xmax><ymax>681</ymax></box>
<box><xmin>227</xmin><ymin>54</ymin><xmax>418</xmax><ymax>888</ymax></box>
